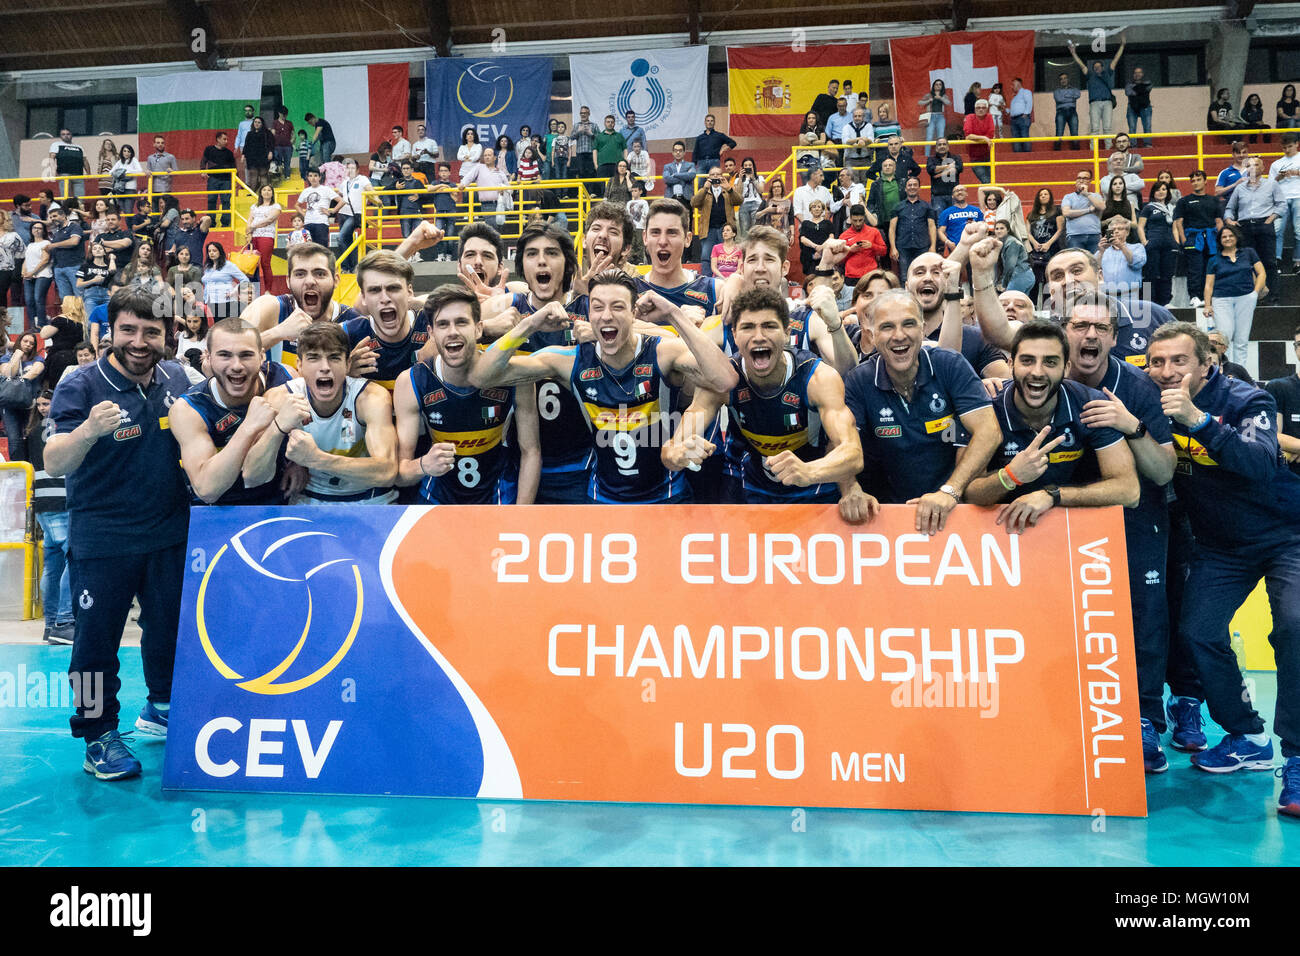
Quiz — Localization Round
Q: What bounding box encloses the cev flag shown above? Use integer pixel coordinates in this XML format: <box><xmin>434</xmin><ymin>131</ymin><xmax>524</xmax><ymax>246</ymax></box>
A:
<box><xmin>727</xmin><ymin>43</ymin><xmax>870</xmax><ymax>137</ymax></box>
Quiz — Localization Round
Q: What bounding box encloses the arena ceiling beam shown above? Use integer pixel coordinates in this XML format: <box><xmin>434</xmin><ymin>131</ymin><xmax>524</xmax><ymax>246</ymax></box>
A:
<box><xmin>165</xmin><ymin>0</ymin><xmax>219</xmax><ymax>70</ymax></box>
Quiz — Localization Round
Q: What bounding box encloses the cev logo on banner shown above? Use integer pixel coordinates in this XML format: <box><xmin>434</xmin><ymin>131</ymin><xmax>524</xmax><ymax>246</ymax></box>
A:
<box><xmin>196</xmin><ymin>517</ymin><xmax>363</xmax><ymax>695</ymax></box>
<box><xmin>457</xmin><ymin>62</ymin><xmax>515</xmax><ymax>119</ymax></box>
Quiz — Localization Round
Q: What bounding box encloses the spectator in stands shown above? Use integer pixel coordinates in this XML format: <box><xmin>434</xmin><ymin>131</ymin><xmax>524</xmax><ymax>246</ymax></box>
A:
<box><xmin>1204</xmin><ymin>224</ymin><xmax>1264</xmax><ymax>366</ymax></box>
<box><xmin>272</xmin><ymin>107</ymin><xmax>294</xmax><ymax>181</ymax></box>
<box><xmin>826</xmin><ymin>96</ymin><xmax>853</xmax><ymax>146</ymax></box>
<box><xmin>108</xmin><ymin>146</ymin><xmax>142</xmax><ymax>215</ymax></box>
<box><xmin>662</xmin><ymin>141</ymin><xmax>697</xmax><ymax>204</ymax></box>
<box><xmin>145</xmin><ymin>137</ymin><xmax>177</xmax><ymax>196</ymax></box>
<box><xmin>514</xmin><ymin>125</ymin><xmax>533</xmax><ymax>167</ymax></box>
<box><xmin>75</xmin><ymin>240</ymin><xmax>114</xmax><ymax>311</ymax></box>
<box><xmin>735</xmin><ymin>157</ymin><xmax>765</xmax><ymax>238</ymax></box>
<box><xmin>1278</xmin><ymin>85</ymin><xmax>1299</xmax><ymax>130</ymax></box>
<box><xmin>0</xmin><ymin>211</ymin><xmax>25</xmax><ymax>320</ymax></box>
<box><xmin>1</xmin><ymin>332</ymin><xmax>44</xmax><ymax>461</ymax></box>
<box><xmin>247</xmin><ymin>184</ymin><xmax>282</xmax><ymax>283</ymax></box>
<box><xmin>1138</xmin><ymin>180</ymin><xmax>1178</xmax><ymax>306</ymax></box>
<box><xmin>1271</xmin><ymin>133</ymin><xmax>1300</xmax><ymax>274</ymax></box>
<box><xmin>460</xmin><ymin>148</ymin><xmax>511</xmax><ymax>226</ymax></box>
<box><xmin>46</xmin><ymin>207</ymin><xmax>85</xmax><ymax>300</ymax></box>
<box><xmin>516</xmin><ymin>145</ymin><xmax>541</xmax><ymax>185</ymax></box>
<box><xmin>868</xmin><ymin>136</ymin><xmax>920</xmax><ymax>183</ymax></box>
<box><xmin>23</xmin><ymin>388</ymin><xmax>72</xmax><ymax>643</ymax></box>
<box><xmin>49</xmin><ymin>129</ymin><xmax>91</xmax><ymax>198</ymax></box>
<box><xmin>1225</xmin><ymin>155</ymin><xmax>1282</xmax><ymax>302</ymax></box>
<box><xmin>304</xmin><ymin>112</ymin><xmax>335</xmax><ymax>165</ymax></box>
<box><xmin>390</xmin><ymin>124</ymin><xmax>411</xmax><ymax>166</ymax></box>
<box><xmin>839</xmin><ymin>204</ymin><xmax>888</xmax><ymax>283</ymax></box>
<box><xmin>1027</xmin><ymin>188</ymin><xmax>1064</xmax><ymax>298</ymax></box>
<box><xmin>456</xmin><ymin>128</ymin><xmax>482</xmax><ymax>172</ymax></box>
<box><xmin>118</xmin><ymin>238</ymin><xmax>163</xmax><ymax>289</ymax></box>
<box><xmin>1174</xmin><ymin>170</ymin><xmax>1222</xmax><ymax>307</ymax></box>
<box><xmin>94</xmin><ymin>140</ymin><xmax>118</xmax><ymax>193</ymax></box>
<box><xmin>626</xmin><ymin>140</ymin><xmax>654</xmax><ymax>188</ymax></box>
<box><xmin>692</xmin><ymin>166</ymin><xmax>741</xmax><ymax>277</ymax></box>
<box><xmin>798</xmin><ymin>199</ymin><xmax>835</xmax><ymax>279</ymax></box>
<box><xmin>1112</xmin><ymin>133</ymin><xmax>1144</xmax><ymax>175</ymax></box>
<box><xmin>866</xmin><ymin>158</ymin><xmax>902</xmax><ymax>238</ymax></box>
<box><xmin>163</xmin><ymin>208</ymin><xmax>208</xmax><ymax>265</ymax></box>
<box><xmin>201</xmin><ymin>241</ymin><xmax>248</xmax><ymax>320</ymax></box>
<box><xmin>1007</xmin><ymin>77</ymin><xmax>1033</xmax><ymax>153</ymax></box>
<box><xmin>979</xmin><ymin>186</ymin><xmax>1003</xmax><ymax>228</ymax></box>
<box><xmin>11</xmin><ymin>194</ymin><xmax>38</xmax><ymax>244</ymax></box>
<box><xmin>21</xmin><ymin>220</ymin><xmax>54</xmax><ymax>330</ymax></box>
<box><xmin>1053</xmin><ymin>71</ymin><xmax>1082</xmax><ymax>150</ymax></box>
<box><xmin>873</xmin><ymin>103</ymin><xmax>901</xmax><ymax>141</ymax></box>
<box><xmin>594</xmin><ymin>115</ymin><xmax>627</xmax><ymax>196</ymax></box>
<box><xmin>411</xmin><ymin>124</ymin><xmax>440</xmax><ymax>181</ymax></box>
<box><xmin>392</xmin><ymin>160</ymin><xmax>431</xmax><ymax>241</ymax></box>
<box><xmin>296</xmin><ymin>169</ymin><xmax>342</xmax><ymax>248</ymax></box>
<box><xmin>605</xmin><ymin>160</ymin><xmax>635</xmax><ymax>206</ymax></box>
<box><xmin>927</xmin><ymin>138</ymin><xmax>963</xmax><ymax>212</ymax></box>
<box><xmin>1125</xmin><ymin>68</ymin><xmax>1153</xmax><ymax>146</ymax></box>
<box><xmin>987</xmin><ymin>82</ymin><xmax>1007</xmax><ymax>136</ymax></box>
<box><xmin>709</xmin><ymin>223</ymin><xmax>741</xmax><ymax>279</ymax></box>
<box><xmin>690</xmin><ymin>114</ymin><xmax>737</xmax><ymax>180</ymax></box>
<box><xmin>369</xmin><ymin>140</ymin><xmax>394</xmax><ymax>193</ymax></box>
<box><xmin>201</xmin><ymin>132</ymin><xmax>236</xmax><ymax>229</ymax></box>
<box><xmin>618</xmin><ymin>110</ymin><xmax>647</xmax><ymax>156</ymax></box>
<box><xmin>963</xmin><ymin>82</ymin><xmax>981</xmax><ymax>117</ymax></box>
<box><xmin>792</xmin><ymin>166</ymin><xmax>833</xmax><ymax>228</ymax></box>
<box><xmin>1215</xmin><ymin>140</ymin><xmax>1251</xmax><ymax>200</ymax></box>
<box><xmin>963</xmin><ymin>100</ymin><xmax>996</xmax><ymax>185</ymax></box>
<box><xmin>494</xmin><ymin>135</ymin><xmax>517</xmax><ymax>177</ymax></box>
<box><xmin>1099</xmin><ymin>217</ymin><xmax>1146</xmax><ymax>303</ymax></box>
<box><xmin>1206</xmin><ymin>329</ymin><xmax>1256</xmax><ymax>382</ymax></box>
<box><xmin>243</xmin><ymin>116</ymin><xmax>274</xmax><ymax>191</ymax></box>
<box><xmin>919</xmin><ymin>81</ymin><xmax>951</xmax><ymax>157</ymax></box>
<box><xmin>841</xmin><ymin>106</ymin><xmax>875</xmax><ymax>183</ymax></box>
<box><xmin>1208</xmin><ymin>89</ymin><xmax>1248</xmax><ymax>134</ymax></box>
<box><xmin>1068</xmin><ymin>32</ymin><xmax>1125</xmax><ymax>143</ymax></box>
<box><xmin>1062</xmin><ymin>170</ymin><xmax>1104</xmax><ymax>254</ymax></box>
<box><xmin>809</xmin><ymin>80</ymin><xmax>839</xmax><ymax>129</ymax></box>
<box><xmin>1101</xmin><ymin>173</ymin><xmax>1139</xmax><ymax>231</ymax></box>
<box><xmin>286</xmin><ymin>213</ymin><xmax>309</xmax><ymax>247</ymax></box>
<box><xmin>994</xmin><ymin>219</ymin><xmax>1035</xmax><ymax>294</ymax></box>
<box><xmin>297</xmin><ymin>130</ymin><xmax>313</xmax><ymax>178</ymax></box>
<box><xmin>796</xmin><ymin>111</ymin><xmax>827</xmax><ymax>177</ymax></box>
<box><xmin>754</xmin><ymin>178</ymin><xmax>793</xmax><ymax>244</ymax></box>
<box><xmin>938</xmin><ymin>185</ymin><xmax>982</xmax><ymax>255</ymax></box>
<box><xmin>166</xmin><ymin>244</ymin><xmax>201</xmax><ymax>308</ymax></box>
<box><xmin>427</xmin><ymin>163</ymin><xmax>461</xmax><ymax>262</ymax></box>
<box><xmin>548</xmin><ymin>121</ymin><xmax>570</xmax><ymax>184</ymax></box>
<box><xmin>1241</xmin><ymin>94</ymin><xmax>1267</xmax><ymax>144</ymax></box>
<box><xmin>571</xmin><ymin>106</ymin><xmax>597</xmax><ymax>185</ymax></box>
<box><xmin>1100</xmin><ymin>153</ymin><xmax>1144</xmax><ymax>211</ymax></box>
<box><xmin>830</xmin><ymin>168</ymin><xmax>866</xmax><ymax>233</ymax></box>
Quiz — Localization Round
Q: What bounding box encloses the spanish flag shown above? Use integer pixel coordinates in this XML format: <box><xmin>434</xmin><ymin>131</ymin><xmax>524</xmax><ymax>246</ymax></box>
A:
<box><xmin>726</xmin><ymin>43</ymin><xmax>870</xmax><ymax>137</ymax></box>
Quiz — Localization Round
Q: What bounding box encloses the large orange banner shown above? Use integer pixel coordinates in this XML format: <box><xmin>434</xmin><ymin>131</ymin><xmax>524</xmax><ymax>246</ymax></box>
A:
<box><xmin>166</xmin><ymin>504</ymin><xmax>1145</xmax><ymax>817</ymax></box>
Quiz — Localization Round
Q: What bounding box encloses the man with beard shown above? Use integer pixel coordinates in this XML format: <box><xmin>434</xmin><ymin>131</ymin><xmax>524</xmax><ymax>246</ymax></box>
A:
<box><xmin>1147</xmin><ymin>323</ymin><xmax>1300</xmax><ymax>816</ymax></box>
<box><xmin>963</xmin><ymin>319</ymin><xmax>1140</xmax><ymax>535</ymax></box>
<box><xmin>395</xmin><ymin>285</ymin><xmax>540</xmax><ymax>504</ymax></box>
<box><xmin>661</xmin><ymin>286</ymin><xmax>862</xmax><ymax>505</ymax></box>
<box><xmin>839</xmin><ymin>289</ymin><xmax>1002</xmax><ymax>532</ymax></box>
<box><xmin>1064</xmin><ymin>300</ymin><xmax>1179</xmax><ymax>772</ymax></box>
<box><xmin>169</xmin><ymin>318</ymin><xmax>302</xmax><ymax>506</ymax></box>
<box><xmin>903</xmin><ymin>251</ymin><xmax>1010</xmax><ymax>378</ymax></box>
<box><xmin>44</xmin><ymin>287</ymin><xmax>192</xmax><ymax>780</ymax></box>
<box><xmin>340</xmin><ymin>251</ymin><xmax>432</xmax><ymax>392</ymax></box>
<box><xmin>470</xmin><ymin>271</ymin><xmax>737</xmax><ymax>503</ymax></box>
<box><xmin>244</xmin><ymin>242</ymin><xmax>364</xmax><ymax>370</ymax></box>
<box><xmin>264</xmin><ymin>321</ymin><xmax>398</xmax><ymax>503</ymax></box>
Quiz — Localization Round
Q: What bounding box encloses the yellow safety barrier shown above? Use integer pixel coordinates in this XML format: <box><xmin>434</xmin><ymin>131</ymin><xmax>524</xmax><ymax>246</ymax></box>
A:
<box><xmin>0</xmin><ymin>461</ymin><xmax>38</xmax><ymax>621</ymax></box>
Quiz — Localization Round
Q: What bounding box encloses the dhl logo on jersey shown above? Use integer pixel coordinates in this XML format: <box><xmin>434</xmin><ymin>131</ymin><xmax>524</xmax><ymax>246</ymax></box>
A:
<box><xmin>925</xmin><ymin>415</ymin><xmax>953</xmax><ymax>435</ymax></box>
<box><xmin>1048</xmin><ymin>450</ymin><xmax>1083</xmax><ymax>463</ymax></box>
<box><xmin>584</xmin><ymin>399</ymin><xmax>660</xmax><ymax>432</ymax></box>
<box><xmin>740</xmin><ymin>427</ymin><xmax>808</xmax><ymax>456</ymax></box>
<box><xmin>1173</xmin><ymin>433</ymin><xmax>1218</xmax><ymax>467</ymax></box>
<box><xmin>1125</xmin><ymin>354</ymin><xmax>1147</xmax><ymax>368</ymax></box>
<box><xmin>431</xmin><ymin>425</ymin><xmax>505</xmax><ymax>455</ymax></box>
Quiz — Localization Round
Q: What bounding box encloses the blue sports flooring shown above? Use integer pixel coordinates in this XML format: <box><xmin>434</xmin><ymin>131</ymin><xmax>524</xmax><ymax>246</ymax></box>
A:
<box><xmin>1</xmin><ymin>644</ymin><xmax>1297</xmax><ymax>867</ymax></box>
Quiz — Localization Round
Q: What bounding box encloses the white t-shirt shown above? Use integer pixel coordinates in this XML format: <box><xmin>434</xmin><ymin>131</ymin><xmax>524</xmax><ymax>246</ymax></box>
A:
<box><xmin>24</xmin><ymin>240</ymin><xmax>52</xmax><ymax>278</ymax></box>
<box><xmin>412</xmin><ymin>138</ymin><xmax>439</xmax><ymax>163</ymax></box>
<box><xmin>391</xmin><ymin>138</ymin><xmax>412</xmax><ymax>162</ymax></box>
<box><xmin>341</xmin><ymin>176</ymin><xmax>372</xmax><ymax>216</ymax></box>
<box><xmin>176</xmin><ymin>331</ymin><xmax>207</xmax><ymax>355</ymax></box>
<box><xmin>297</xmin><ymin>186</ymin><xmax>340</xmax><ymax>225</ymax></box>
<box><xmin>1270</xmin><ymin>153</ymin><xmax>1300</xmax><ymax>201</ymax></box>
<box><xmin>249</xmin><ymin>202</ymin><xmax>281</xmax><ymax>239</ymax></box>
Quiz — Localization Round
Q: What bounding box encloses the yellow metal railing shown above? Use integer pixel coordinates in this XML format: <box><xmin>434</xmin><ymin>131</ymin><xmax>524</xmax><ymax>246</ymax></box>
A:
<box><xmin>0</xmin><ymin>461</ymin><xmax>38</xmax><ymax>621</ymax></box>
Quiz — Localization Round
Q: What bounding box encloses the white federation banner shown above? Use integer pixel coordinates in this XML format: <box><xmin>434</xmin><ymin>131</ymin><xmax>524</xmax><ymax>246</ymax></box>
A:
<box><xmin>568</xmin><ymin>46</ymin><xmax>709</xmax><ymax>140</ymax></box>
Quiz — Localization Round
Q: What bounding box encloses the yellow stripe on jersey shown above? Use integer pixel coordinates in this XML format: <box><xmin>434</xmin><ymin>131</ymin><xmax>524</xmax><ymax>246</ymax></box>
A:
<box><xmin>1125</xmin><ymin>354</ymin><xmax>1148</xmax><ymax>368</ymax></box>
<box><xmin>282</xmin><ymin>352</ymin><xmax>299</xmax><ymax>370</ymax></box>
<box><xmin>324</xmin><ymin>439</ymin><xmax>369</xmax><ymax>458</ymax></box>
<box><xmin>740</xmin><ymin>427</ymin><xmax>809</xmax><ymax>456</ymax></box>
<box><xmin>583</xmin><ymin>399</ymin><xmax>661</xmax><ymax>431</ymax></box>
<box><xmin>159</xmin><ymin>416</ymin><xmax>170</xmax><ymax>430</ymax></box>
<box><xmin>924</xmin><ymin>415</ymin><xmax>953</xmax><ymax>435</ymax></box>
<box><xmin>1173</xmin><ymin>433</ymin><xmax>1218</xmax><ymax>466</ymax></box>
<box><xmin>1048</xmin><ymin>450</ymin><xmax>1083</xmax><ymax>463</ymax></box>
<box><xmin>431</xmin><ymin>425</ymin><xmax>505</xmax><ymax>455</ymax></box>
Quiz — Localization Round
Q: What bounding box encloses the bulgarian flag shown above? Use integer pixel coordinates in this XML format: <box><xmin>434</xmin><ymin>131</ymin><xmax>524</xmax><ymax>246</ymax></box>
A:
<box><xmin>280</xmin><ymin>64</ymin><xmax>410</xmax><ymax>156</ymax></box>
<box><xmin>136</xmin><ymin>70</ymin><xmax>264</xmax><ymax>164</ymax></box>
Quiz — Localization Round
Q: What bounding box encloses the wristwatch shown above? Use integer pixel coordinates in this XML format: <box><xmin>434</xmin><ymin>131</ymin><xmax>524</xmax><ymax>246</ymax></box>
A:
<box><xmin>1129</xmin><ymin>420</ymin><xmax>1148</xmax><ymax>440</ymax></box>
<box><xmin>1045</xmin><ymin>484</ymin><xmax>1062</xmax><ymax>508</ymax></box>
<box><xmin>939</xmin><ymin>484</ymin><xmax>961</xmax><ymax>503</ymax></box>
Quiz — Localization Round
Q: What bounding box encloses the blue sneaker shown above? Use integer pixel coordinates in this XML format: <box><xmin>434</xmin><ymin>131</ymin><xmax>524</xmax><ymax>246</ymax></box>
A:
<box><xmin>1278</xmin><ymin>758</ymin><xmax>1300</xmax><ymax>819</ymax></box>
<box><xmin>1165</xmin><ymin>696</ymin><xmax>1207</xmax><ymax>752</ymax></box>
<box><xmin>134</xmin><ymin>701</ymin><xmax>168</xmax><ymax>738</ymax></box>
<box><xmin>82</xmin><ymin>730</ymin><xmax>142</xmax><ymax>781</ymax></box>
<box><xmin>1141</xmin><ymin>718</ymin><xmax>1168</xmax><ymax>774</ymax></box>
<box><xmin>1191</xmin><ymin>734</ymin><xmax>1274</xmax><ymax>773</ymax></box>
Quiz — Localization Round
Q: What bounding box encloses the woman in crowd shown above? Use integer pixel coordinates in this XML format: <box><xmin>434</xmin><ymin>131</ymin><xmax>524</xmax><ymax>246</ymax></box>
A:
<box><xmin>979</xmin><ymin>186</ymin><xmax>1003</xmax><ymax>228</ymax></box>
<box><xmin>605</xmin><ymin>159</ymin><xmax>635</xmax><ymax>205</ymax></box>
<box><xmin>1278</xmin><ymin>84</ymin><xmax>1299</xmax><ymax>129</ymax></box>
<box><xmin>1155</xmin><ymin>168</ymin><xmax>1181</xmax><ymax>203</ymax></box>
<box><xmin>1241</xmin><ymin>94</ymin><xmax>1267</xmax><ymax>143</ymax></box>
<box><xmin>1203</xmin><ymin>224</ymin><xmax>1265</xmax><ymax>368</ymax></box>
<box><xmin>994</xmin><ymin>219</ymin><xmax>1035</xmax><ymax>294</ymax></box>
<box><xmin>456</xmin><ymin>129</ymin><xmax>482</xmax><ymax>170</ymax></box>
<box><xmin>1101</xmin><ymin>174</ymin><xmax>1137</xmax><ymax>231</ymax></box>
<box><xmin>109</xmin><ymin>144</ymin><xmax>142</xmax><ymax>214</ymax></box>
<box><xmin>0</xmin><ymin>211</ymin><xmax>26</xmax><ymax>323</ymax></box>
<box><xmin>21</xmin><ymin>221</ymin><xmax>52</xmax><ymax>330</ymax></box>
<box><xmin>87</xmin><ymin>197</ymin><xmax>112</xmax><ymax>239</ymax></box>
<box><xmin>918</xmin><ymin>80</ymin><xmax>951</xmax><ymax>157</ymax></box>
<box><xmin>40</xmin><ymin>297</ymin><xmax>85</xmax><ymax>388</ymax></box>
<box><xmin>1</xmin><ymin>332</ymin><xmax>44</xmax><ymax>462</ymax></box>
<box><xmin>798</xmin><ymin>199</ymin><xmax>835</xmax><ymax>279</ymax></box>
<box><xmin>95</xmin><ymin>138</ymin><xmax>117</xmax><ymax>194</ymax></box>
<box><xmin>74</xmin><ymin>239</ymin><xmax>115</xmax><ymax>311</ymax></box>
<box><xmin>736</xmin><ymin>157</ymin><xmax>766</xmax><ymax>238</ymax></box>
<box><xmin>874</xmin><ymin>102</ymin><xmax>901</xmax><ymax>140</ymax></box>
<box><xmin>494</xmin><ymin>135</ymin><xmax>517</xmax><ymax>177</ymax></box>
<box><xmin>200</xmin><ymin>241</ymin><xmax>248</xmax><ymax>320</ymax></box>
<box><xmin>370</xmin><ymin>141</ymin><xmax>394</xmax><ymax>189</ymax></box>
<box><xmin>23</xmin><ymin>388</ymin><xmax>73</xmax><ymax>644</ymax></box>
<box><xmin>118</xmin><ymin>238</ymin><xmax>163</xmax><ymax>288</ymax></box>
<box><xmin>247</xmin><ymin>184</ymin><xmax>281</xmax><ymax>289</ymax></box>
<box><xmin>243</xmin><ymin>116</ymin><xmax>275</xmax><ymax>190</ymax></box>
<box><xmin>166</xmin><ymin>244</ymin><xmax>202</xmax><ymax>316</ymax></box>
<box><xmin>964</xmin><ymin>82</ymin><xmax>982</xmax><ymax>116</ymax></box>
<box><xmin>1137</xmin><ymin>180</ymin><xmax>1178</xmax><ymax>306</ymax></box>
<box><xmin>710</xmin><ymin>223</ymin><xmax>743</xmax><ymax>279</ymax></box>
<box><xmin>175</xmin><ymin>308</ymin><xmax>209</xmax><ymax>357</ymax></box>
<box><xmin>796</xmin><ymin>112</ymin><xmax>826</xmax><ymax>174</ymax></box>
<box><xmin>1026</xmin><ymin>188</ymin><xmax>1063</xmax><ymax>300</ymax></box>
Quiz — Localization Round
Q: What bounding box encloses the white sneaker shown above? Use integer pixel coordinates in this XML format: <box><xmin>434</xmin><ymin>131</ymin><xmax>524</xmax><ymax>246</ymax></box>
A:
<box><xmin>1189</xmin><ymin>297</ymin><xmax>1203</xmax><ymax>308</ymax></box>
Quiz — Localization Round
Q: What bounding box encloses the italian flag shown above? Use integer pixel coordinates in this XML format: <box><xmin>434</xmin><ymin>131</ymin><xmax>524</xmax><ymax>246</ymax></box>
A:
<box><xmin>280</xmin><ymin>64</ymin><xmax>410</xmax><ymax>156</ymax></box>
<box><xmin>136</xmin><ymin>70</ymin><xmax>265</xmax><ymax>164</ymax></box>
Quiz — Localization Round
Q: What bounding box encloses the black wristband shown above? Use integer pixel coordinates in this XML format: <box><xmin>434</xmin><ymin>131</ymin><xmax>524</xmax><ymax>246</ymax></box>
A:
<box><xmin>943</xmin><ymin>291</ymin><xmax>963</xmax><ymax>301</ymax></box>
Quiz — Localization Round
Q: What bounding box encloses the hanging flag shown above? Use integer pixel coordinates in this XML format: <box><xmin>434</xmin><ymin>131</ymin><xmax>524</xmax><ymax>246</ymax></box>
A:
<box><xmin>726</xmin><ymin>43</ymin><xmax>870</xmax><ymax>137</ymax></box>
<box><xmin>280</xmin><ymin>64</ymin><xmax>410</xmax><ymax>156</ymax></box>
<box><xmin>425</xmin><ymin>57</ymin><xmax>553</xmax><ymax>152</ymax></box>
<box><xmin>889</xmin><ymin>31</ymin><xmax>1035</xmax><ymax>131</ymax></box>
<box><xmin>569</xmin><ymin>47</ymin><xmax>708</xmax><ymax>140</ymax></box>
<box><xmin>136</xmin><ymin>70</ymin><xmax>264</xmax><ymax>163</ymax></box>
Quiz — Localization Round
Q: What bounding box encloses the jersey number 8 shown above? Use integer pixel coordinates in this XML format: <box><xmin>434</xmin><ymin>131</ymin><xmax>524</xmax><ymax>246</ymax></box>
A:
<box><xmin>458</xmin><ymin>457</ymin><xmax>480</xmax><ymax>487</ymax></box>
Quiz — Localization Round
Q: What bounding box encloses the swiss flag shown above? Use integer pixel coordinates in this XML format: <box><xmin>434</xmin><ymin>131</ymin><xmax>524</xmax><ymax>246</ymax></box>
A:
<box><xmin>889</xmin><ymin>31</ymin><xmax>1035</xmax><ymax>131</ymax></box>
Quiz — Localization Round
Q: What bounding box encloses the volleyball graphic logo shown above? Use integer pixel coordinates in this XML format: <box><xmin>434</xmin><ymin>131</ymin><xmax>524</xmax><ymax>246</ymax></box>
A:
<box><xmin>456</xmin><ymin>61</ymin><xmax>515</xmax><ymax>119</ymax></box>
<box><xmin>196</xmin><ymin>516</ymin><xmax>364</xmax><ymax>696</ymax></box>
<box><xmin>613</xmin><ymin>57</ymin><xmax>671</xmax><ymax>131</ymax></box>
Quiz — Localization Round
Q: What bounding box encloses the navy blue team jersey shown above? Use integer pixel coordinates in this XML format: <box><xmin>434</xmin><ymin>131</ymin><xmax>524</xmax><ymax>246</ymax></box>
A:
<box><xmin>570</xmin><ymin>336</ymin><xmax>690</xmax><ymax>503</ymax></box>
<box><xmin>341</xmin><ymin>312</ymin><xmax>432</xmax><ymax>391</ymax></box>
<box><xmin>726</xmin><ymin>349</ymin><xmax>837</xmax><ymax>503</ymax></box>
<box><xmin>406</xmin><ymin>358</ymin><xmax>518</xmax><ymax>504</ymax></box>
<box><xmin>985</xmin><ymin>378</ymin><xmax>1126</xmax><ymax>495</ymax></box>
<box><xmin>179</xmin><ymin>362</ymin><xmax>295</xmax><ymax>505</ymax></box>
<box><xmin>721</xmin><ymin>303</ymin><xmax>813</xmax><ymax>357</ymax></box>
<box><xmin>633</xmin><ymin>272</ymin><xmax>720</xmax><ymax>315</ymax></box>
<box><xmin>274</xmin><ymin>294</ymin><xmax>362</xmax><ymax>369</ymax></box>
